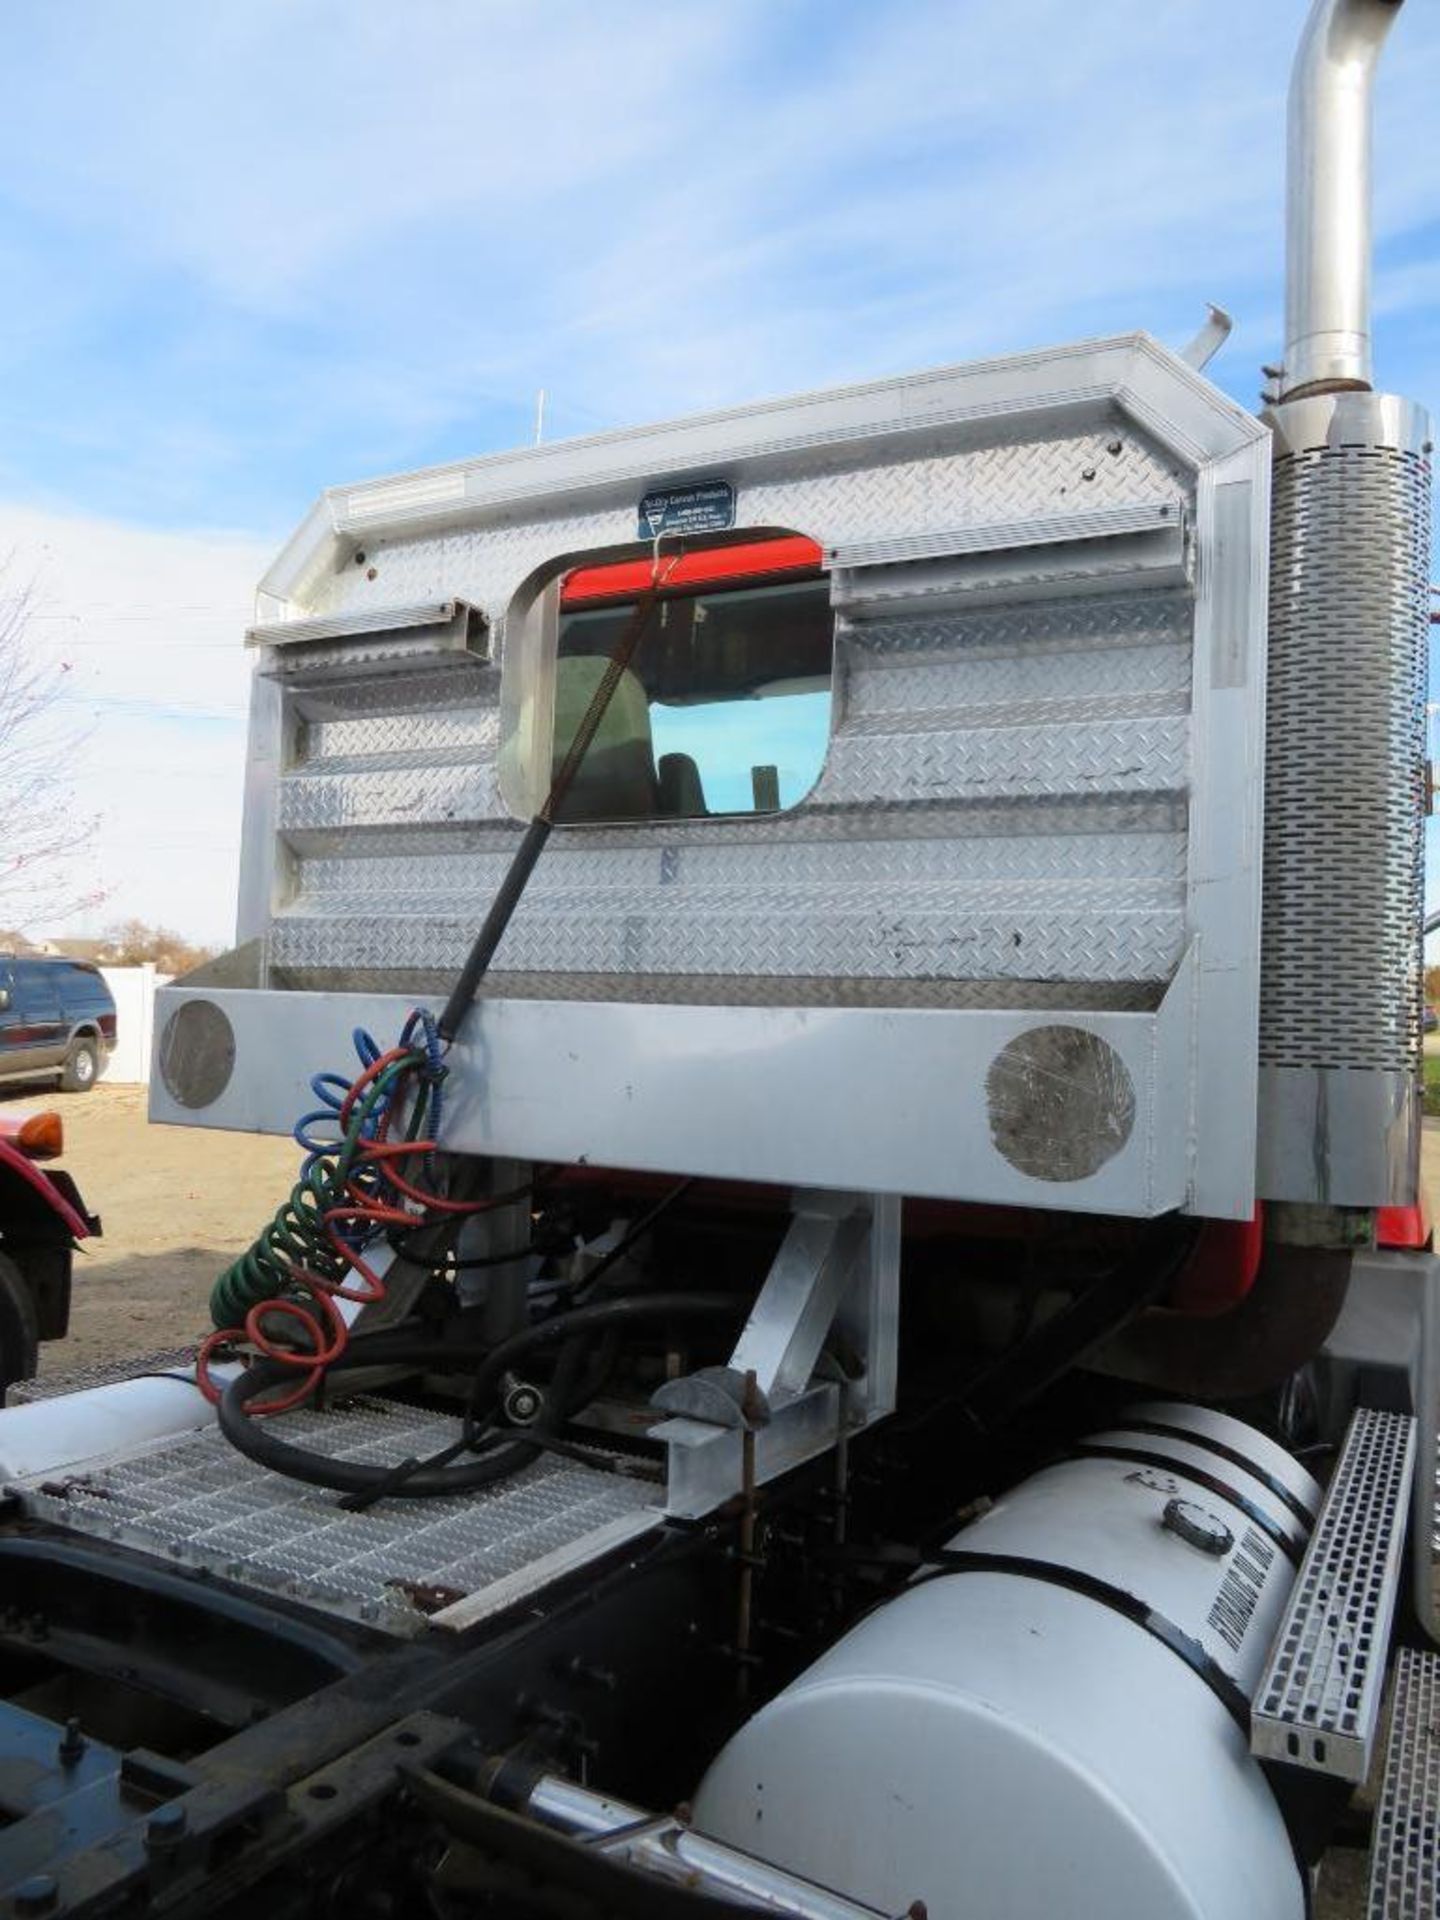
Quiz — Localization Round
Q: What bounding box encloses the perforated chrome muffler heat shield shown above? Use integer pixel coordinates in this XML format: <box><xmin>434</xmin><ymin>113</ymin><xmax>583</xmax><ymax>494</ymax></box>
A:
<box><xmin>1257</xmin><ymin>391</ymin><xmax>1432</xmax><ymax>1207</ymax></box>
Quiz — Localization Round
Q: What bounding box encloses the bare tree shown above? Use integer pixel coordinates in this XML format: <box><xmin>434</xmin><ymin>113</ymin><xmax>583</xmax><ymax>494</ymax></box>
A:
<box><xmin>0</xmin><ymin>570</ymin><xmax>100</xmax><ymax>933</ymax></box>
<box><xmin>100</xmin><ymin>918</ymin><xmax>216</xmax><ymax>977</ymax></box>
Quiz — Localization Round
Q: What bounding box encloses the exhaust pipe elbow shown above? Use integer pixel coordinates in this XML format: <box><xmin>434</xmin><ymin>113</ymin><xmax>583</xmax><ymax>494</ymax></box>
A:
<box><xmin>1283</xmin><ymin>0</ymin><xmax>1406</xmax><ymax>400</ymax></box>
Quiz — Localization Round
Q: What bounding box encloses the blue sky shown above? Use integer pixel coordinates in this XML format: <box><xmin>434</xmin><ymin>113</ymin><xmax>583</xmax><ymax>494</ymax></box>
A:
<box><xmin>0</xmin><ymin>0</ymin><xmax>1436</xmax><ymax>942</ymax></box>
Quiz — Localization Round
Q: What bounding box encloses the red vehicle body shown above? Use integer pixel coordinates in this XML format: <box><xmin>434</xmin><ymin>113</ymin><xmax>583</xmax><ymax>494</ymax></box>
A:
<box><xmin>0</xmin><ymin>1121</ymin><xmax>98</xmax><ymax>1394</ymax></box>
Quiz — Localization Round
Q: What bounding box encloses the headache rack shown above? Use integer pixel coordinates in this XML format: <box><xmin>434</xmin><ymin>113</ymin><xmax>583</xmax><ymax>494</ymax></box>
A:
<box><xmin>152</xmin><ymin>334</ymin><xmax>1271</xmax><ymax>1226</ymax></box>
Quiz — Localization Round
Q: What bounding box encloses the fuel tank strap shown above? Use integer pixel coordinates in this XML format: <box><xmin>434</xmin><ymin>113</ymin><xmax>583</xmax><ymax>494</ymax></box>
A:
<box><xmin>924</xmin><ymin>1548</ymin><xmax>1252</xmax><ymax>1737</ymax></box>
<box><xmin>1100</xmin><ymin>1418</ymin><xmax>1316</xmax><ymax>1531</ymax></box>
<box><xmin>1062</xmin><ymin>1443</ymin><xmax>1303</xmax><ymax>1569</ymax></box>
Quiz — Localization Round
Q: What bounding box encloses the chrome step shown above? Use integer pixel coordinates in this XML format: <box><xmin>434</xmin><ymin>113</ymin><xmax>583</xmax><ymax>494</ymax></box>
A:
<box><xmin>1367</xmin><ymin>1647</ymin><xmax>1440</xmax><ymax>1918</ymax></box>
<box><xmin>1251</xmin><ymin>1407</ymin><xmax>1416</xmax><ymax>1782</ymax></box>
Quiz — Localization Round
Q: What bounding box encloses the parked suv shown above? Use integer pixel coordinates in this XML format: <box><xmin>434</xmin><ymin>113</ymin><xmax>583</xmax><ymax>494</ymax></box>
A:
<box><xmin>0</xmin><ymin>957</ymin><xmax>116</xmax><ymax>1092</ymax></box>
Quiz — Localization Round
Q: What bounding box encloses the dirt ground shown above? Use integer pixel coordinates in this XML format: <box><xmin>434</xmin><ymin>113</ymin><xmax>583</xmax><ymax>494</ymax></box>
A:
<box><xmin>5</xmin><ymin>1077</ymin><xmax>1437</xmax><ymax>1914</ymax></box>
<box><xmin>5</xmin><ymin>1079</ymin><xmax>295</xmax><ymax>1370</ymax></box>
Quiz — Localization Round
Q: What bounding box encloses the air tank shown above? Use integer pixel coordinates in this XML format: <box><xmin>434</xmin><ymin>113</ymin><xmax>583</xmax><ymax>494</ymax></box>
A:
<box><xmin>693</xmin><ymin>1403</ymin><xmax>1318</xmax><ymax>1920</ymax></box>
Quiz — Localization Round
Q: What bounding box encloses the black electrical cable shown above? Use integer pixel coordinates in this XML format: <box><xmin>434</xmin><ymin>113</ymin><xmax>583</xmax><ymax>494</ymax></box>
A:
<box><xmin>387</xmin><ymin>1172</ymin><xmax>548</xmax><ymax>1269</ymax></box>
<box><xmin>957</xmin><ymin>1216</ymin><xmax>1200</xmax><ymax>1435</ymax></box>
<box><xmin>216</xmin><ymin>1292</ymin><xmax>743</xmax><ymax>1500</ymax></box>
<box><xmin>493</xmin><ymin>1424</ymin><xmax>662</xmax><ymax>1481</ymax></box>
<box><xmin>392</xmin><ymin>1239</ymin><xmax>542</xmax><ymax>1276</ymax></box>
<box><xmin>565</xmin><ymin>1178</ymin><xmax>696</xmax><ymax>1299</ymax></box>
<box><xmin>388</xmin><ymin>1175</ymin><xmax>692</xmax><ymax>1286</ymax></box>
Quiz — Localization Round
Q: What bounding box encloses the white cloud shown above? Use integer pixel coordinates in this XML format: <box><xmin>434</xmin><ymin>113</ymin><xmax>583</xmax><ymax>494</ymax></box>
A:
<box><xmin>3</xmin><ymin>506</ymin><xmax>274</xmax><ymax>946</ymax></box>
<box><xmin>0</xmin><ymin>2</ymin><xmax>762</xmax><ymax>306</ymax></box>
<box><xmin>0</xmin><ymin>0</ymin><xmax>1428</xmax><ymax>553</ymax></box>
<box><xmin>1</xmin><ymin>1</ymin><xmax>1435</xmax><ymax>441</ymax></box>
<box><xmin>0</xmin><ymin>0</ymin><xmax>1435</xmax><ymax>950</ymax></box>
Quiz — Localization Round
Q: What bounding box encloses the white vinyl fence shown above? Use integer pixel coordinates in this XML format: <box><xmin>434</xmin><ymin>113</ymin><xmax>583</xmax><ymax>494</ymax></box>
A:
<box><xmin>98</xmin><ymin>964</ymin><xmax>171</xmax><ymax>1085</ymax></box>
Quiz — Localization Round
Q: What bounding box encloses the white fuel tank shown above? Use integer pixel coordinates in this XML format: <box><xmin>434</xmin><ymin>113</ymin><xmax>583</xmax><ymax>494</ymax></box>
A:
<box><xmin>0</xmin><ymin>1369</ymin><xmax>226</xmax><ymax>1480</ymax></box>
<box><xmin>693</xmin><ymin>1403</ymin><xmax>1318</xmax><ymax>1920</ymax></box>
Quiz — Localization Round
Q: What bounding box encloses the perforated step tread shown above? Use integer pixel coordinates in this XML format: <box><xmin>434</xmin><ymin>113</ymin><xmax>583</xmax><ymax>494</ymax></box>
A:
<box><xmin>16</xmin><ymin>1397</ymin><xmax>660</xmax><ymax>1638</ymax></box>
<box><xmin>1368</xmin><ymin>1647</ymin><xmax>1440</xmax><ymax>1918</ymax></box>
<box><xmin>1251</xmin><ymin>1407</ymin><xmax>1415</xmax><ymax>1782</ymax></box>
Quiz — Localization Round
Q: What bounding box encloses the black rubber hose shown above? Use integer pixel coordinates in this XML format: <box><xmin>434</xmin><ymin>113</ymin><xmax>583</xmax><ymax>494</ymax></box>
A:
<box><xmin>570</xmin><ymin>1178</ymin><xmax>694</xmax><ymax>1301</ymax></box>
<box><xmin>216</xmin><ymin>1292</ymin><xmax>743</xmax><ymax>1499</ymax></box>
<box><xmin>338</xmin><ymin>1323</ymin><xmax>596</xmax><ymax>1512</ymax></box>
<box><xmin>456</xmin><ymin>1286</ymin><xmax>740</xmax><ymax>1445</ymax></box>
<box><xmin>218</xmin><ymin>1341</ymin><xmax>542</xmax><ymax>1499</ymax></box>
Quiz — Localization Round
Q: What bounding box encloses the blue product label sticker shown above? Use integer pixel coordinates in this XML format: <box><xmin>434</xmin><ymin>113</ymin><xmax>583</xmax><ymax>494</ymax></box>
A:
<box><xmin>638</xmin><ymin>480</ymin><xmax>735</xmax><ymax>539</ymax></box>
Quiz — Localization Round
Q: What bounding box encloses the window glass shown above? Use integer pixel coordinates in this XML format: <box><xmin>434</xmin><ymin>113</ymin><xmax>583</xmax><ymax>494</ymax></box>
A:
<box><xmin>13</xmin><ymin>962</ymin><xmax>61</xmax><ymax>1013</ymax></box>
<box><xmin>61</xmin><ymin>964</ymin><xmax>105</xmax><ymax>1006</ymax></box>
<box><xmin>550</xmin><ymin>573</ymin><xmax>834</xmax><ymax>824</ymax></box>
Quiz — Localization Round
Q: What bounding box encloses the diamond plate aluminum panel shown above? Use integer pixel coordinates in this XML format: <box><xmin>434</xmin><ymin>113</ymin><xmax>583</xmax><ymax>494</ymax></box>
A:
<box><xmin>249</xmin><ymin>598</ymin><xmax>471</xmax><ymax>647</ymax></box>
<box><xmin>304</xmin><ymin>426</ymin><xmax>1185</xmax><ymax>633</ymax></box>
<box><xmin>212</xmin><ymin>338</ymin><xmax>1271</xmax><ymax>1220</ymax></box>
<box><xmin>842</xmin><ymin>599</ymin><xmax>1191</xmax><ymax>721</ymax></box>
<box><xmin>294</xmin><ymin>745</ymin><xmax>501</xmax><ymax>780</ymax></box>
<box><xmin>293</xmin><ymin>829</ymin><xmax>1187</xmax><ymax>900</ymax></box>
<box><xmin>273</xmin><ymin>570</ymin><xmax>1190</xmax><ymax>979</ymax></box>
<box><xmin>812</xmin><ymin>715</ymin><xmax>1186</xmax><ymax>808</ymax></box>
<box><xmin>283</xmin><ymin>795</ymin><xmax>1188</xmax><ymax>864</ymax></box>
<box><xmin>750</xmin><ymin>432</ymin><xmax>1183</xmax><ymax>567</ymax></box>
<box><xmin>293</xmin><ymin>659</ymin><xmax>497</xmax><ymax>721</ymax></box>
<box><xmin>847</xmin><ymin>657</ymin><xmax>1190</xmax><ymax>726</ymax></box>
<box><xmin>270</xmin><ymin>900</ymin><xmax>1183</xmax><ymax>985</ymax></box>
<box><xmin>282</xmin><ymin>703</ymin><xmax>1183</xmax><ymax>832</ymax></box>
<box><xmin>843</xmin><ymin>690</ymin><xmax>1187</xmax><ymax>732</ymax></box>
<box><xmin>278</xmin><ymin>762</ymin><xmax>508</xmax><ymax>832</ymax></box>
<box><xmin>263</xmin><ymin>968</ymin><xmax>1165</xmax><ymax>1011</ymax></box>
<box><xmin>850</xmin><ymin>592</ymin><xmax>1191</xmax><ymax>659</ymax></box>
<box><xmin>306</xmin><ymin>707</ymin><xmax>501</xmax><ymax>761</ymax></box>
<box><xmin>828</xmin><ymin>496</ymin><xmax>1179</xmax><ymax>568</ymax></box>
<box><xmin>20</xmin><ymin>1400</ymin><xmax>658</xmax><ymax>1638</ymax></box>
<box><xmin>263</xmin><ymin>637</ymin><xmax>481</xmax><ymax>683</ymax></box>
<box><xmin>281</xmin><ymin>828</ymin><xmax>1187</xmax><ymax>994</ymax></box>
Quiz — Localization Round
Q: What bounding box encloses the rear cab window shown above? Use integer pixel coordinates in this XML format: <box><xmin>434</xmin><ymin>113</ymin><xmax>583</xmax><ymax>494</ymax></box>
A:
<box><xmin>502</xmin><ymin>534</ymin><xmax>835</xmax><ymax>825</ymax></box>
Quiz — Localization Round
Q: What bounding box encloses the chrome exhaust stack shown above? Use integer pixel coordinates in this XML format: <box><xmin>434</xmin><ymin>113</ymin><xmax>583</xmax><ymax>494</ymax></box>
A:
<box><xmin>1283</xmin><ymin>0</ymin><xmax>1405</xmax><ymax>400</ymax></box>
<box><xmin>1258</xmin><ymin>0</ymin><xmax>1432</xmax><ymax>1211</ymax></box>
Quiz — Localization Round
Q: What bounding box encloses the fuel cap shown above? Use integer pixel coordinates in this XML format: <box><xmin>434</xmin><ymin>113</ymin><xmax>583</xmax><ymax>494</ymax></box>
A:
<box><xmin>1162</xmin><ymin>1497</ymin><xmax>1234</xmax><ymax>1557</ymax></box>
